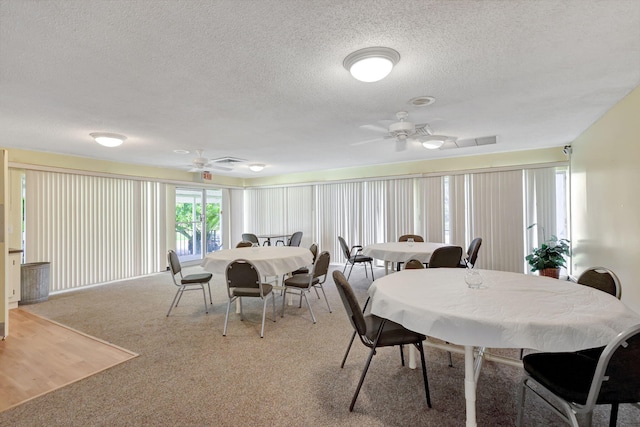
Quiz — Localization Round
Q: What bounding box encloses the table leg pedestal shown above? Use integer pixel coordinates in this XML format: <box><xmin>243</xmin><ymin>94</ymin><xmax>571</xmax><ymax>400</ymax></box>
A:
<box><xmin>409</xmin><ymin>344</ymin><xmax>417</xmax><ymax>369</ymax></box>
<box><xmin>464</xmin><ymin>345</ymin><xmax>478</xmax><ymax>427</ymax></box>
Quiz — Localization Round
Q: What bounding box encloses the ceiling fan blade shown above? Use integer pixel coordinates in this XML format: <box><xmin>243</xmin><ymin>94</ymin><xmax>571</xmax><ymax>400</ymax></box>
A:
<box><xmin>351</xmin><ymin>137</ymin><xmax>384</xmax><ymax>146</ymax></box>
<box><xmin>209</xmin><ymin>165</ymin><xmax>232</xmax><ymax>172</ymax></box>
<box><xmin>359</xmin><ymin>124</ymin><xmax>389</xmax><ymax>133</ymax></box>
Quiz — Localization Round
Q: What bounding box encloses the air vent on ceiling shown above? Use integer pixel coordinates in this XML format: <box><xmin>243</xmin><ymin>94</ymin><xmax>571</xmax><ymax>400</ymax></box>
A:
<box><xmin>210</xmin><ymin>156</ymin><xmax>246</xmax><ymax>164</ymax></box>
<box><xmin>441</xmin><ymin>136</ymin><xmax>497</xmax><ymax>150</ymax></box>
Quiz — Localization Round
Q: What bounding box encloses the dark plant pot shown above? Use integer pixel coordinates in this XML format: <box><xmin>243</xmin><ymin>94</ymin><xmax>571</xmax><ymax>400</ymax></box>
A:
<box><xmin>539</xmin><ymin>268</ymin><xmax>560</xmax><ymax>279</ymax></box>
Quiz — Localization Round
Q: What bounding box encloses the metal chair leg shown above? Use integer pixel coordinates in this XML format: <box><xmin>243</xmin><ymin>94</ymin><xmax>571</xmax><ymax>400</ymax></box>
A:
<box><xmin>416</xmin><ymin>341</ymin><xmax>432</xmax><ymax>408</ymax></box>
<box><xmin>302</xmin><ymin>291</ymin><xmax>316</xmax><ymax>324</ymax></box>
<box><xmin>260</xmin><ymin>298</ymin><xmax>268</xmax><ymax>338</ymax></box>
<box><xmin>281</xmin><ymin>288</ymin><xmax>288</xmax><ymax>318</ymax></box>
<box><xmin>201</xmin><ymin>285</ymin><xmax>209</xmax><ymax>314</ymax></box>
<box><xmin>166</xmin><ymin>289</ymin><xmax>182</xmax><ymax>317</ymax></box>
<box><xmin>316</xmin><ymin>284</ymin><xmax>332</xmax><ymax>312</ymax></box>
<box><xmin>341</xmin><ymin>330</ymin><xmax>357</xmax><ymax>368</ymax></box>
<box><xmin>175</xmin><ymin>287</ymin><xmax>185</xmax><ymax>306</ymax></box>
<box><xmin>516</xmin><ymin>377</ymin><xmax>528</xmax><ymax>427</ymax></box>
<box><xmin>223</xmin><ymin>297</ymin><xmax>235</xmax><ymax>336</ymax></box>
<box><xmin>341</xmin><ymin>297</ymin><xmax>369</xmax><ymax>368</ymax></box>
<box><xmin>609</xmin><ymin>403</ymin><xmax>619</xmax><ymax>427</ymax></box>
<box><xmin>347</xmin><ymin>262</ymin><xmax>355</xmax><ymax>279</ymax></box>
<box><xmin>271</xmin><ymin>293</ymin><xmax>276</xmax><ymax>322</ymax></box>
<box><xmin>349</xmin><ymin>321</ymin><xmax>385</xmax><ymax>412</ymax></box>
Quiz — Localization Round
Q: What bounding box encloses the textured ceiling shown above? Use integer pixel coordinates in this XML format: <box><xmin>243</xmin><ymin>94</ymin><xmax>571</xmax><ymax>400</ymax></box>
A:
<box><xmin>1</xmin><ymin>0</ymin><xmax>639</xmax><ymax>178</ymax></box>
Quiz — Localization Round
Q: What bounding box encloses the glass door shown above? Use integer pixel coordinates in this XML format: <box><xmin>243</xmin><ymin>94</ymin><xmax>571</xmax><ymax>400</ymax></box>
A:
<box><xmin>204</xmin><ymin>189</ymin><xmax>223</xmax><ymax>254</ymax></box>
<box><xmin>175</xmin><ymin>188</ymin><xmax>223</xmax><ymax>263</ymax></box>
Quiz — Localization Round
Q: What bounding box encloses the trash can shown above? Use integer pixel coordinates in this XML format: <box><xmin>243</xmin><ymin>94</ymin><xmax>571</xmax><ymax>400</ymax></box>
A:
<box><xmin>19</xmin><ymin>262</ymin><xmax>51</xmax><ymax>305</ymax></box>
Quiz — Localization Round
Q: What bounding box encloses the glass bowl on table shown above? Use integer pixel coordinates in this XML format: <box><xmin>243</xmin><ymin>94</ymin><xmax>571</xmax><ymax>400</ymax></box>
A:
<box><xmin>465</xmin><ymin>269</ymin><xmax>483</xmax><ymax>289</ymax></box>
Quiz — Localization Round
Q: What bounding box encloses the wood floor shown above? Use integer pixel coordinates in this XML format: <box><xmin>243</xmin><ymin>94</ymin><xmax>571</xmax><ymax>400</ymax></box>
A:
<box><xmin>0</xmin><ymin>308</ymin><xmax>138</xmax><ymax>412</ymax></box>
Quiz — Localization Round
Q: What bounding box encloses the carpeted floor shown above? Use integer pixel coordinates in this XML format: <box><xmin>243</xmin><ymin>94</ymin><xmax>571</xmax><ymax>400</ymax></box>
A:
<box><xmin>1</xmin><ymin>264</ymin><xmax>637</xmax><ymax>426</ymax></box>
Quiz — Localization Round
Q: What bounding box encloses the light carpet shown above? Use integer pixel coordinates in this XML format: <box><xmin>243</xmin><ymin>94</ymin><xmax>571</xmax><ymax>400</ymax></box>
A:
<box><xmin>0</xmin><ymin>265</ymin><xmax>637</xmax><ymax>426</ymax></box>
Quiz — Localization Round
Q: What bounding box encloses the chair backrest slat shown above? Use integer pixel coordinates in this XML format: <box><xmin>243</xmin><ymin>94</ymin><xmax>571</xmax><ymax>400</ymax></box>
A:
<box><xmin>577</xmin><ymin>267</ymin><xmax>621</xmax><ymax>299</ymax></box>
<box><xmin>588</xmin><ymin>324</ymin><xmax>640</xmax><ymax>406</ymax></box>
<box><xmin>167</xmin><ymin>250</ymin><xmax>182</xmax><ymax>276</ymax></box>
<box><xmin>404</xmin><ymin>259</ymin><xmax>425</xmax><ymax>269</ymax></box>
<box><xmin>241</xmin><ymin>233</ymin><xmax>259</xmax><ymax>245</ymax></box>
<box><xmin>288</xmin><ymin>231</ymin><xmax>303</xmax><ymax>247</ymax></box>
<box><xmin>399</xmin><ymin>234</ymin><xmax>424</xmax><ymax>242</ymax></box>
<box><xmin>466</xmin><ymin>237</ymin><xmax>482</xmax><ymax>267</ymax></box>
<box><xmin>226</xmin><ymin>259</ymin><xmax>262</xmax><ymax>295</ymax></box>
<box><xmin>333</xmin><ymin>270</ymin><xmax>367</xmax><ymax>336</ymax></box>
<box><xmin>338</xmin><ymin>236</ymin><xmax>351</xmax><ymax>259</ymax></box>
<box><xmin>309</xmin><ymin>243</ymin><xmax>319</xmax><ymax>263</ymax></box>
<box><xmin>429</xmin><ymin>246</ymin><xmax>463</xmax><ymax>268</ymax></box>
<box><xmin>312</xmin><ymin>251</ymin><xmax>331</xmax><ymax>280</ymax></box>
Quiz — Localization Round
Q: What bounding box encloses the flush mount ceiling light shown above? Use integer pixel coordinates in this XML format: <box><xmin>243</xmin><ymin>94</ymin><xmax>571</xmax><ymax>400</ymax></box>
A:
<box><xmin>420</xmin><ymin>135</ymin><xmax>448</xmax><ymax>150</ymax></box>
<box><xmin>90</xmin><ymin>132</ymin><xmax>126</xmax><ymax>147</ymax></box>
<box><xmin>343</xmin><ymin>47</ymin><xmax>400</xmax><ymax>83</ymax></box>
<box><xmin>248</xmin><ymin>164</ymin><xmax>265</xmax><ymax>172</ymax></box>
<box><xmin>409</xmin><ymin>96</ymin><xmax>436</xmax><ymax>107</ymax></box>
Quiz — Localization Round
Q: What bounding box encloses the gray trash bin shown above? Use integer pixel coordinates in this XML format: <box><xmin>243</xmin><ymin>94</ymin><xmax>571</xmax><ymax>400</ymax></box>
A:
<box><xmin>20</xmin><ymin>262</ymin><xmax>51</xmax><ymax>305</ymax></box>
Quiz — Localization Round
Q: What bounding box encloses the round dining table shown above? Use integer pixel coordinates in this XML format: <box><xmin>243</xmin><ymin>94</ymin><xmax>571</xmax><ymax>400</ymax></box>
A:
<box><xmin>201</xmin><ymin>246</ymin><xmax>312</xmax><ymax>277</ymax></box>
<box><xmin>368</xmin><ymin>268</ymin><xmax>640</xmax><ymax>427</ymax></box>
<box><xmin>362</xmin><ymin>241</ymin><xmax>451</xmax><ymax>274</ymax></box>
<box><xmin>201</xmin><ymin>246</ymin><xmax>314</xmax><ymax>310</ymax></box>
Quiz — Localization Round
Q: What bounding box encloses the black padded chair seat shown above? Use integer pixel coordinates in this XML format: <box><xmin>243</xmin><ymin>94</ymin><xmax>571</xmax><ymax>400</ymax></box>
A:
<box><xmin>350</xmin><ymin>254</ymin><xmax>373</xmax><ymax>263</ymax></box>
<box><xmin>181</xmin><ymin>272</ymin><xmax>213</xmax><ymax>284</ymax></box>
<box><xmin>284</xmin><ymin>274</ymin><xmax>319</xmax><ymax>288</ymax></box>
<box><xmin>576</xmin><ymin>346</ymin><xmax>605</xmax><ymax>360</ymax></box>
<box><xmin>523</xmin><ymin>352</ymin><xmax>597</xmax><ymax>404</ymax></box>
<box><xmin>364</xmin><ymin>315</ymin><xmax>426</xmax><ymax>346</ymax></box>
<box><xmin>232</xmin><ymin>284</ymin><xmax>273</xmax><ymax>297</ymax></box>
<box><xmin>291</xmin><ymin>266</ymin><xmax>309</xmax><ymax>275</ymax></box>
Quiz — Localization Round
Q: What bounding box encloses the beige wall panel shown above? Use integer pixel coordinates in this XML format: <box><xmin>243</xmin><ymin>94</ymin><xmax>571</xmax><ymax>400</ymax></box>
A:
<box><xmin>571</xmin><ymin>85</ymin><xmax>640</xmax><ymax>313</ymax></box>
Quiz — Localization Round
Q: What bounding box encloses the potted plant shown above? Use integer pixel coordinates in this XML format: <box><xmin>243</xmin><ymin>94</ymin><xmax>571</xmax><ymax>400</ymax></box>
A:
<box><xmin>525</xmin><ymin>235</ymin><xmax>571</xmax><ymax>279</ymax></box>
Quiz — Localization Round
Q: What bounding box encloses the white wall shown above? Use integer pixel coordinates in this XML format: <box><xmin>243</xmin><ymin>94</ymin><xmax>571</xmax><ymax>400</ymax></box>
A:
<box><xmin>571</xmin><ymin>85</ymin><xmax>640</xmax><ymax>313</ymax></box>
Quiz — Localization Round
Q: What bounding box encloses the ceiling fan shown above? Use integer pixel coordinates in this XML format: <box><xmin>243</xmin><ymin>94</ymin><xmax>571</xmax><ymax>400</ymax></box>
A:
<box><xmin>187</xmin><ymin>150</ymin><xmax>233</xmax><ymax>172</ymax></box>
<box><xmin>353</xmin><ymin>111</ymin><xmax>455</xmax><ymax>152</ymax></box>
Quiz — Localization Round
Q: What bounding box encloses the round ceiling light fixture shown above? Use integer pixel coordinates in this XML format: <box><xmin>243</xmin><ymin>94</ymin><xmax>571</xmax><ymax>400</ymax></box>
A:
<box><xmin>409</xmin><ymin>96</ymin><xmax>436</xmax><ymax>107</ymax></box>
<box><xmin>343</xmin><ymin>47</ymin><xmax>400</xmax><ymax>83</ymax></box>
<box><xmin>420</xmin><ymin>135</ymin><xmax>448</xmax><ymax>150</ymax></box>
<box><xmin>248</xmin><ymin>163</ymin><xmax>265</xmax><ymax>172</ymax></box>
<box><xmin>90</xmin><ymin>132</ymin><xmax>127</xmax><ymax>147</ymax></box>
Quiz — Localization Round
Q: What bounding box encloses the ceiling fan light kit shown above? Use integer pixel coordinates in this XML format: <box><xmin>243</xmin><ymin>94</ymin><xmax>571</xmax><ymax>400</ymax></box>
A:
<box><xmin>249</xmin><ymin>164</ymin><xmax>265</xmax><ymax>172</ymax></box>
<box><xmin>343</xmin><ymin>47</ymin><xmax>400</xmax><ymax>82</ymax></box>
<box><xmin>90</xmin><ymin>132</ymin><xmax>126</xmax><ymax>147</ymax></box>
<box><xmin>420</xmin><ymin>135</ymin><xmax>448</xmax><ymax>150</ymax></box>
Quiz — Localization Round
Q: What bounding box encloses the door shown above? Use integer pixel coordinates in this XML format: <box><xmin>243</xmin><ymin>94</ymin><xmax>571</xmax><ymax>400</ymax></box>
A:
<box><xmin>175</xmin><ymin>188</ymin><xmax>223</xmax><ymax>263</ymax></box>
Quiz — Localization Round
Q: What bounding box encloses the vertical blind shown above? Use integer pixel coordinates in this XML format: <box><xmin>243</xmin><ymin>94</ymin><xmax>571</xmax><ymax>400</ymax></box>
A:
<box><xmin>244</xmin><ymin>186</ymin><xmax>314</xmax><ymax>247</ymax></box>
<box><xmin>246</xmin><ymin>166</ymin><xmax>566</xmax><ymax>273</ymax></box>
<box><xmin>468</xmin><ymin>170</ymin><xmax>524</xmax><ymax>271</ymax></box>
<box><xmin>25</xmin><ymin>170</ymin><xmax>166</xmax><ymax>291</ymax></box>
<box><xmin>22</xmin><ymin>164</ymin><xmax>565</xmax><ymax>293</ymax></box>
<box><xmin>416</xmin><ymin>176</ymin><xmax>445</xmax><ymax>244</ymax></box>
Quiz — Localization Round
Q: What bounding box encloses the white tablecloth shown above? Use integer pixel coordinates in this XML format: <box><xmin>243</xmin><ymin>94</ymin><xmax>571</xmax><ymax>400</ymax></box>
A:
<box><xmin>368</xmin><ymin>268</ymin><xmax>640</xmax><ymax>427</ymax></box>
<box><xmin>201</xmin><ymin>246</ymin><xmax>312</xmax><ymax>277</ymax></box>
<box><xmin>369</xmin><ymin>268</ymin><xmax>640</xmax><ymax>351</ymax></box>
<box><xmin>362</xmin><ymin>241</ymin><xmax>450</xmax><ymax>264</ymax></box>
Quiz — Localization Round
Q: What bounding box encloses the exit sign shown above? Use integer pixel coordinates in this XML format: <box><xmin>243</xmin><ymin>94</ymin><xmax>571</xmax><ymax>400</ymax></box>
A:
<box><xmin>202</xmin><ymin>171</ymin><xmax>212</xmax><ymax>181</ymax></box>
